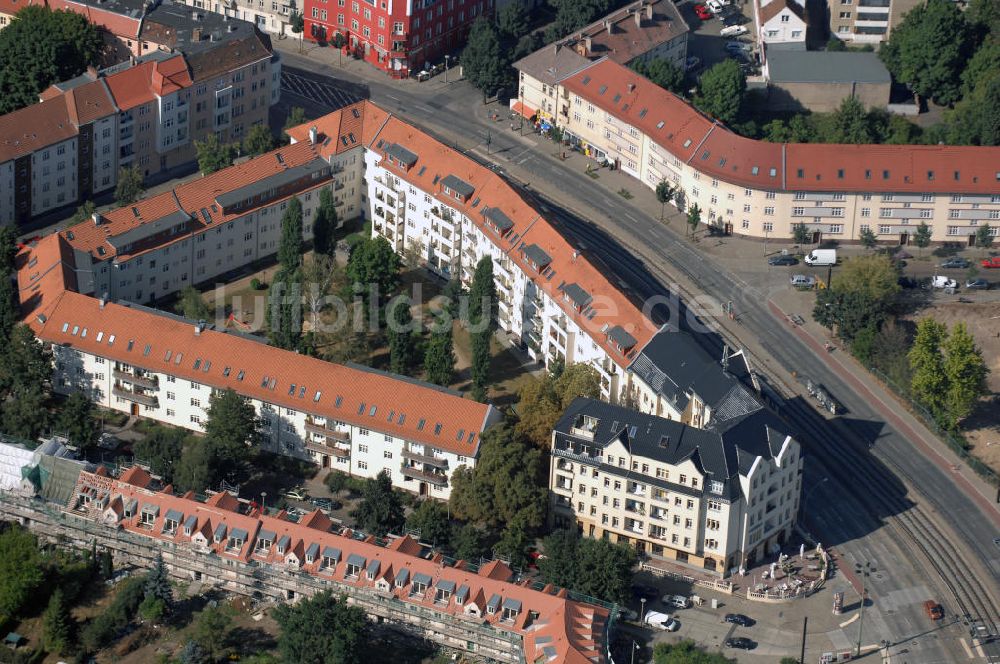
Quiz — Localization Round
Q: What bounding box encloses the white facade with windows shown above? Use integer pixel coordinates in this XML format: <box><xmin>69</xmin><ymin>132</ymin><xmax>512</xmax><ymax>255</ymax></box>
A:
<box><xmin>31</xmin><ymin>138</ymin><xmax>79</xmax><ymax>217</ymax></box>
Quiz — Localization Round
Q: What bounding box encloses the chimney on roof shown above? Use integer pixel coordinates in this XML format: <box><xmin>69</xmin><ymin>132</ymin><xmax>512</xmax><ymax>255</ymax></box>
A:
<box><xmin>195</xmin><ymin>320</ymin><xmax>206</xmax><ymax>335</ymax></box>
<box><xmin>572</xmin><ymin>251</ymin><xmax>579</xmax><ymax>261</ymax></box>
<box><xmin>99</xmin><ymin>293</ymin><xmax>108</xmax><ymax>309</ymax></box>
<box><xmin>634</xmin><ymin>9</ymin><xmax>643</xmax><ymax>27</ymax></box>
<box><xmin>308</xmin><ymin>126</ymin><xmax>318</xmax><ymax>144</ymax></box>
<box><xmin>604</xmin><ymin>18</ymin><xmax>612</xmax><ymax>34</ymax></box>
<box><xmin>628</xmin><ymin>82</ymin><xmax>635</xmax><ymax>92</ymax></box>
<box><xmin>86</xmin><ymin>65</ymin><xmax>98</xmax><ymax>80</ymax></box>
<box><xmin>646</xmin><ymin>3</ymin><xmax>653</xmax><ymax>19</ymax></box>
<box><xmin>92</xmin><ymin>212</ymin><xmax>103</xmax><ymax>226</ymax></box>
<box><xmin>584</xmin><ymin>36</ymin><xmax>592</xmax><ymax>52</ymax></box>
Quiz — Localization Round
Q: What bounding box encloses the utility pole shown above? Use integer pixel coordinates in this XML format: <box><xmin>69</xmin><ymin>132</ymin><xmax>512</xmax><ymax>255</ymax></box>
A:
<box><xmin>855</xmin><ymin>561</ymin><xmax>876</xmax><ymax>657</ymax></box>
<box><xmin>444</xmin><ymin>54</ymin><xmax>451</xmax><ymax>83</ymax></box>
<box><xmin>800</xmin><ymin>615</ymin><xmax>808</xmax><ymax>664</ymax></box>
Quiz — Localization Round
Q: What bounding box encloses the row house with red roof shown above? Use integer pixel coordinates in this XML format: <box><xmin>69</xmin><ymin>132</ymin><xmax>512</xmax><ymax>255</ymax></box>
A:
<box><xmin>544</xmin><ymin>58</ymin><xmax>1000</xmax><ymax>245</ymax></box>
<box><xmin>303</xmin><ymin>0</ymin><xmax>492</xmax><ymax>78</ymax></box>
<box><xmin>0</xmin><ymin>465</ymin><xmax>610</xmax><ymax>662</ymax></box>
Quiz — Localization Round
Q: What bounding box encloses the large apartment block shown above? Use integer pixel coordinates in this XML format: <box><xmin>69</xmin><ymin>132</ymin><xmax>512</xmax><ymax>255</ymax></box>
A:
<box><xmin>828</xmin><ymin>0</ymin><xmax>918</xmax><ymax>45</ymax></box>
<box><xmin>0</xmin><ymin>463</ymin><xmax>611</xmax><ymax>663</ymax></box>
<box><xmin>542</xmin><ymin>58</ymin><xmax>1000</xmax><ymax>246</ymax></box>
<box><xmin>303</xmin><ymin>0</ymin><xmax>493</xmax><ymax>78</ymax></box>
<box><xmin>551</xmin><ymin>398</ymin><xmax>803</xmax><ymax>576</ymax></box>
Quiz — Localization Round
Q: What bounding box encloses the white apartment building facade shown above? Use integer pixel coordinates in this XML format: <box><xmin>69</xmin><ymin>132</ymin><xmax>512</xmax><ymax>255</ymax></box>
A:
<box><xmin>179</xmin><ymin>0</ymin><xmax>297</xmax><ymax>36</ymax></box>
<box><xmin>551</xmin><ymin>398</ymin><xmax>802</xmax><ymax>576</ymax></box>
<box><xmin>551</xmin><ymin>58</ymin><xmax>1000</xmax><ymax>246</ymax></box>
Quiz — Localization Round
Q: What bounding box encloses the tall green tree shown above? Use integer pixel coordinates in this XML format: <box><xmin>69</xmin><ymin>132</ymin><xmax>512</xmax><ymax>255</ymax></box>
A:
<box><xmin>859</xmin><ymin>226</ymin><xmax>877</xmax><ymax>249</ymax></box>
<box><xmin>686</xmin><ymin>203</ymin><xmax>702</xmax><ymax>235</ymax></box>
<box><xmin>267</xmin><ymin>267</ymin><xmax>304</xmax><ymax>350</ymax></box>
<box><xmin>273</xmin><ymin>591</ymin><xmax>367</xmax><ymax>664</ymax></box>
<box><xmin>913</xmin><ymin>222</ymin><xmax>932</xmax><ymax>254</ymax></box>
<box><xmin>976</xmin><ymin>223</ymin><xmax>994</xmax><ymax>249</ymax></box>
<box><xmin>909</xmin><ymin>318</ymin><xmax>949</xmax><ymax>418</ymax></box>
<box><xmin>178</xmin><ymin>285</ymin><xmax>211</xmax><ymax>321</ymax></box>
<box><xmin>942</xmin><ymin>322</ymin><xmax>988</xmax><ymax>425</ymax></box>
<box><xmin>630</xmin><ymin>58</ymin><xmax>685</xmax><ymax>93</ymax></box>
<box><xmin>879</xmin><ymin>0</ymin><xmax>972</xmax><ymax>106</ymax></box>
<box><xmin>173</xmin><ymin>441</ymin><xmax>213</xmax><ymax>493</ymax></box>
<box><xmin>0</xmin><ymin>525</ymin><xmax>44</xmax><ymax>621</ymax></box>
<box><xmin>495</xmin><ymin>511</ymin><xmax>532</xmax><ymax>568</ymax></box>
<box><xmin>792</xmin><ymin>222</ymin><xmax>811</xmax><ymax>245</ymax></box>
<box><xmin>0</xmin><ymin>225</ymin><xmax>17</xmax><ymax>345</ymax></box>
<box><xmin>823</xmin><ymin>97</ymin><xmax>877</xmax><ymax>144</ymax></box>
<box><xmin>144</xmin><ymin>554</ymin><xmax>173</xmax><ymax>612</ymax></box>
<box><xmin>115</xmin><ymin>166</ymin><xmax>145</xmax><ymax>206</ymax></box>
<box><xmin>203</xmin><ymin>388</ymin><xmax>259</xmax><ymax>468</ymax></box>
<box><xmin>42</xmin><ymin>588</ymin><xmax>74</xmax><ymax>656</ymax></box>
<box><xmin>515</xmin><ymin>363</ymin><xmax>600</xmax><ymax>448</ymax></box>
<box><xmin>278</xmin><ymin>197</ymin><xmax>305</xmax><ymax>274</ymax></box>
<box><xmin>346</xmin><ymin>236</ymin><xmax>401</xmax><ymax>302</ymax></box>
<box><xmin>283</xmin><ymin>107</ymin><xmax>307</xmax><ymax>141</ymax></box>
<box><xmin>468</xmin><ymin>257</ymin><xmax>497</xmax><ymax>401</ymax></box>
<box><xmin>653</xmin><ymin>641</ymin><xmax>737</xmax><ymax>664</ymax></box>
<box><xmin>351</xmin><ymin>470</ymin><xmax>405</xmax><ymax>536</ymax></box>
<box><xmin>405</xmin><ymin>499</ymin><xmax>451</xmax><ymax>547</ymax></box>
<box><xmin>55</xmin><ymin>391</ymin><xmax>100</xmax><ymax>451</ymax></box>
<box><xmin>387</xmin><ymin>296</ymin><xmax>416</xmax><ymax>375</ymax></box>
<box><xmin>424</xmin><ymin>326</ymin><xmax>455</xmax><ymax>386</ymax></box>
<box><xmin>0</xmin><ymin>6</ymin><xmax>103</xmax><ymax>114</ymax></box>
<box><xmin>195</xmin><ymin>134</ymin><xmax>237</xmax><ymax>175</ymax></box>
<box><xmin>497</xmin><ymin>0</ymin><xmax>529</xmax><ymax>42</ymax></box>
<box><xmin>312</xmin><ymin>187</ymin><xmax>339</xmax><ymax>257</ymax></box>
<box><xmin>693</xmin><ymin>60</ymin><xmax>745</xmax><ymax>124</ymax></box>
<box><xmin>655</xmin><ymin>180</ymin><xmax>676</xmax><ymax>220</ymax></box>
<box><xmin>133</xmin><ymin>425</ymin><xmax>186</xmax><ymax>484</ymax></box>
<box><xmin>546</xmin><ymin>0</ymin><xmax>611</xmax><ymax>39</ymax></box>
<box><xmin>462</xmin><ymin>17</ymin><xmax>507</xmax><ymax>96</ymax></box>
<box><xmin>192</xmin><ymin>604</ymin><xmax>234</xmax><ymax>662</ymax></box>
<box><xmin>243</xmin><ymin>124</ymin><xmax>275</xmax><ymax>156</ymax></box>
<box><xmin>538</xmin><ymin>529</ymin><xmax>636</xmax><ymax>604</ymax></box>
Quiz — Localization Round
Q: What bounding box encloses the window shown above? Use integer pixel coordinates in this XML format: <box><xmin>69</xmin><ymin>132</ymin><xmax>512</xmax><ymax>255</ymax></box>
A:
<box><xmin>763</xmin><ymin>222</ymin><xmax>774</xmax><ymax>232</ymax></box>
<box><xmin>190</xmin><ymin>398</ymin><xmax>201</xmax><ymax>407</ymax></box>
<box><xmin>764</xmin><ymin>206</ymin><xmax>775</xmax><ymax>216</ymax></box>
<box><xmin>358</xmin><ymin>460</ymin><xmax>368</xmax><ymax>470</ymax></box>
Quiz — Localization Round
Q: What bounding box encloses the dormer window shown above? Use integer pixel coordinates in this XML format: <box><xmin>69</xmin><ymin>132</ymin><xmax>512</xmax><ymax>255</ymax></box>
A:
<box><xmin>411</xmin><ymin>572</ymin><xmax>432</xmax><ymax>596</ymax></box>
<box><xmin>276</xmin><ymin>535</ymin><xmax>290</xmax><ymax>555</ymax></box>
<box><xmin>140</xmin><ymin>503</ymin><xmax>159</xmax><ymax>526</ymax></box>
<box><xmin>455</xmin><ymin>584</ymin><xmax>469</xmax><ymax>606</ymax></box>
<box><xmin>183</xmin><ymin>515</ymin><xmax>197</xmax><ymax>536</ymax></box>
<box><xmin>214</xmin><ymin>523</ymin><xmax>227</xmax><ymax>543</ymax></box>
<box><xmin>322</xmin><ymin>546</ymin><xmax>341</xmax><ymax>570</ymax></box>
<box><xmin>434</xmin><ymin>579</ymin><xmax>455</xmax><ymax>604</ymax></box>
<box><xmin>366</xmin><ymin>559</ymin><xmax>380</xmax><ymax>580</ymax></box>
<box><xmin>226</xmin><ymin>528</ymin><xmax>248</xmax><ymax>552</ymax></box>
<box><xmin>395</xmin><ymin>568</ymin><xmax>410</xmax><ymax>589</ymax></box>
<box><xmin>486</xmin><ymin>593</ymin><xmax>501</xmax><ymax>615</ymax></box>
<box><xmin>305</xmin><ymin>543</ymin><xmax>319</xmax><ymax>564</ymax></box>
<box><xmin>501</xmin><ymin>598</ymin><xmax>522</xmax><ymax>622</ymax></box>
<box><xmin>162</xmin><ymin>509</ymin><xmax>183</xmax><ymax>535</ymax></box>
<box><xmin>346</xmin><ymin>553</ymin><xmax>366</xmax><ymax>579</ymax></box>
<box><xmin>440</xmin><ymin>175</ymin><xmax>474</xmax><ymax>202</ymax></box>
<box><xmin>522</xmin><ymin>244</ymin><xmax>551</xmax><ymax>272</ymax></box>
<box><xmin>255</xmin><ymin>529</ymin><xmax>275</xmax><ymax>554</ymax></box>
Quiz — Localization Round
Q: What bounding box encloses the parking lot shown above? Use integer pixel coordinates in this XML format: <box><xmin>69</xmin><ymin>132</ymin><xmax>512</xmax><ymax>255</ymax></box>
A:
<box><xmin>678</xmin><ymin>0</ymin><xmax>759</xmax><ymax>78</ymax></box>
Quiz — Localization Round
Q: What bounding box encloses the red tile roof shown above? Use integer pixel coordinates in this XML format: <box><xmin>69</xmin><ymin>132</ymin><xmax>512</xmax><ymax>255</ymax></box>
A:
<box><xmin>0</xmin><ymin>95</ymin><xmax>78</xmax><ymax>164</ymax></box>
<box><xmin>759</xmin><ymin>0</ymin><xmax>804</xmax><ymax>25</ymax></box>
<box><xmin>45</xmin><ymin>0</ymin><xmax>141</xmax><ymax>38</ymax></box>
<box><xmin>0</xmin><ymin>0</ymin><xmax>41</xmax><ymax>16</ymax></box>
<box><xmin>62</xmin><ymin>78</ymin><xmax>118</xmax><ymax>126</ymax></box>
<box><xmin>75</xmin><ymin>469</ymin><xmax>610</xmax><ymax>663</ymax></box>
<box><xmin>103</xmin><ymin>54</ymin><xmax>192</xmax><ymax>112</ymax></box>
<box><xmin>562</xmin><ymin>58</ymin><xmax>1000</xmax><ymax>194</ymax></box>
<box><xmin>15</xmin><ymin>234</ymin><xmax>79</xmax><ymax>323</ymax></box>
<box><xmin>33</xmin><ymin>291</ymin><xmax>495</xmax><ymax>455</ymax></box>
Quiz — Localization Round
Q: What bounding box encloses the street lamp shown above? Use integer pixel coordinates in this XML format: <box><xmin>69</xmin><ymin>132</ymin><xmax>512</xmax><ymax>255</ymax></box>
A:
<box><xmin>444</xmin><ymin>55</ymin><xmax>451</xmax><ymax>83</ymax></box>
<box><xmin>640</xmin><ymin>597</ymin><xmax>647</xmax><ymax>622</ymax></box>
<box><xmin>630</xmin><ymin>640</ymin><xmax>640</xmax><ymax>664</ymax></box>
<box><xmin>855</xmin><ymin>561</ymin><xmax>876</xmax><ymax>657</ymax></box>
<box><xmin>261</xmin><ymin>491</ymin><xmax>267</xmax><ymax>515</ymax></box>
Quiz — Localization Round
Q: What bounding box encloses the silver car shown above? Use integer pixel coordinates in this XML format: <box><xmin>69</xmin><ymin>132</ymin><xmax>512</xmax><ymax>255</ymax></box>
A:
<box><xmin>790</xmin><ymin>274</ymin><xmax>816</xmax><ymax>288</ymax></box>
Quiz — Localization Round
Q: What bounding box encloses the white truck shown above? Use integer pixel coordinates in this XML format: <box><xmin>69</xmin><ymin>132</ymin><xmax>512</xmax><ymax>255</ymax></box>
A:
<box><xmin>803</xmin><ymin>249</ymin><xmax>837</xmax><ymax>266</ymax></box>
<box><xmin>644</xmin><ymin>610</ymin><xmax>679</xmax><ymax>631</ymax></box>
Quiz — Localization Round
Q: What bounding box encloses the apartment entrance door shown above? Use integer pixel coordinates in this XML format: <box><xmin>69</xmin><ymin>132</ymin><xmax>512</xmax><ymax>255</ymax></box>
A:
<box><xmin>811</xmin><ymin>231</ymin><xmax>822</xmax><ymax>244</ymax></box>
<box><xmin>130</xmin><ymin>403</ymin><xmax>139</xmax><ymax>417</ymax></box>
<box><xmin>419</xmin><ymin>482</ymin><xmax>428</xmax><ymax>497</ymax></box>
<box><xmin>900</xmin><ymin>233</ymin><xmax>909</xmax><ymax>245</ymax></box>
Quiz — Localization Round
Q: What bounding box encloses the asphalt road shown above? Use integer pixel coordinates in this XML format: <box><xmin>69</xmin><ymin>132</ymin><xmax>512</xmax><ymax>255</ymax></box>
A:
<box><xmin>274</xmin><ymin>53</ymin><xmax>1000</xmax><ymax>661</ymax></box>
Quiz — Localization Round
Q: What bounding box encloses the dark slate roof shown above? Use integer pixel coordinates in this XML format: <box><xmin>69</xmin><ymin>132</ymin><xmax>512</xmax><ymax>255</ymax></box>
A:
<box><xmin>712</xmin><ymin>408</ymin><xmax>795</xmax><ymax>475</ymax></box>
<box><xmin>346</xmin><ymin>553</ymin><xmax>366</xmax><ymax>567</ymax></box>
<box><xmin>323</xmin><ymin>546</ymin><xmax>341</xmax><ymax>560</ymax></box>
<box><xmin>413</xmin><ymin>572</ymin><xmax>433</xmax><ymax>586</ymax></box>
<box><xmin>230</xmin><ymin>528</ymin><xmax>249</xmax><ymax>540</ymax></box>
<box><xmin>437</xmin><ymin>579</ymin><xmax>456</xmax><ymax>592</ymax></box>
<box><xmin>215</xmin><ymin>159</ymin><xmax>330</xmax><ymax>209</ymax></box>
<box><xmin>214</xmin><ymin>523</ymin><xmax>227</xmax><ymax>540</ymax></box>
<box><xmin>522</xmin><ymin>243</ymin><xmax>552</xmax><ymax>268</ymax></box>
<box><xmin>164</xmin><ymin>508</ymin><xmax>183</xmax><ymax>522</ymax></box>
<box><xmin>258</xmin><ymin>529</ymin><xmax>276</xmax><ymax>541</ymax></box>
<box><xmin>628</xmin><ymin>326</ymin><xmax>751</xmax><ymax>411</ymax></box>
<box><xmin>277</xmin><ymin>535</ymin><xmax>290</xmax><ymax>550</ymax></box>
<box><xmin>561</xmin><ymin>282</ymin><xmax>593</xmax><ymax>309</ymax></box>
<box><xmin>767</xmin><ymin>51</ymin><xmax>891</xmax><ymax>84</ymax></box>
<box><xmin>396</xmin><ymin>568</ymin><xmax>410</xmax><ymax>585</ymax></box>
<box><xmin>441</xmin><ymin>174</ymin><xmax>475</xmax><ymax>198</ymax></box>
<box><xmin>385</xmin><ymin>143</ymin><xmax>418</xmax><ymax>167</ymax></box>
<box><xmin>607</xmin><ymin>325</ymin><xmax>638</xmax><ymax>350</ymax></box>
<box><xmin>483</xmin><ymin>206</ymin><xmax>515</xmax><ymax>232</ymax></box>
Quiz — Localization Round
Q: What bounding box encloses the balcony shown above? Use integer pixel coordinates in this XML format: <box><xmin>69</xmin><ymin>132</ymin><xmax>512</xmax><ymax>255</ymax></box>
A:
<box><xmin>112</xmin><ymin>369</ymin><xmax>158</xmax><ymax>390</ymax></box>
<box><xmin>401</xmin><ymin>448</ymin><xmax>448</xmax><ymax>469</ymax></box>
<box><xmin>306</xmin><ymin>438</ymin><xmax>350</xmax><ymax>458</ymax></box>
<box><xmin>304</xmin><ymin>417</ymin><xmax>350</xmax><ymax>441</ymax></box>
<box><xmin>625</xmin><ymin>501</ymin><xmax>646</xmax><ymax>516</ymax></box>
<box><xmin>112</xmin><ymin>384</ymin><xmax>158</xmax><ymax>408</ymax></box>
<box><xmin>400</xmin><ymin>464</ymin><xmax>448</xmax><ymax>486</ymax></box>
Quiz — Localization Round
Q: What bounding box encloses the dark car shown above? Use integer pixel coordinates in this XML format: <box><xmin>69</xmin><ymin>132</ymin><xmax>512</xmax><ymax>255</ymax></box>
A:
<box><xmin>768</xmin><ymin>255</ymin><xmax>798</xmax><ymax>266</ymax></box>
<box><xmin>631</xmin><ymin>584</ymin><xmax>659</xmax><ymax>600</ymax></box>
<box><xmin>940</xmin><ymin>257</ymin><xmax>970</xmax><ymax>269</ymax></box>
<box><xmin>722</xmin><ymin>13</ymin><xmax>743</xmax><ymax>26</ymax></box>
<box><xmin>966</xmin><ymin>278</ymin><xmax>990</xmax><ymax>290</ymax></box>
<box><xmin>724</xmin><ymin>613</ymin><xmax>754</xmax><ymax>627</ymax></box>
<box><xmin>724</xmin><ymin>638</ymin><xmax>757</xmax><ymax>650</ymax></box>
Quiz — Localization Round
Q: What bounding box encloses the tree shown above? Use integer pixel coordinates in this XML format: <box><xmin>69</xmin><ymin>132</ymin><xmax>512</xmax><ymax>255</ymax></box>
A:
<box><xmin>653</xmin><ymin>641</ymin><xmax>737</xmax><ymax>664</ymax></box>
<box><xmin>0</xmin><ymin>6</ymin><xmax>103</xmax><ymax>114</ymax></box>
<box><xmin>351</xmin><ymin>470</ymin><xmax>405</xmax><ymax>536</ymax></box>
<box><xmin>274</xmin><ymin>591</ymin><xmax>367</xmax><ymax>664</ymax></box>
<box><xmin>0</xmin><ymin>525</ymin><xmax>44</xmax><ymax>621</ymax></box>
<box><xmin>423</xmin><ymin>326</ymin><xmax>455</xmax><ymax>386</ymax></box>
<box><xmin>814</xmin><ymin>256</ymin><xmax>900</xmax><ymax>342</ymax></box>
<box><xmin>831</xmin><ymin>254</ymin><xmax>900</xmax><ymax>302</ymax></box>
<box><xmin>630</xmin><ymin>58</ymin><xmax>685</xmax><ymax>93</ymax></box>
<box><xmin>913</xmin><ymin>221</ymin><xmax>932</xmax><ymax>254</ymax></box>
<box><xmin>470</xmin><ymin>333</ymin><xmax>490</xmax><ymax>402</ymax></box>
<box><xmin>55</xmin><ymin>390</ymin><xmax>99</xmax><ymax>451</ymax></box>
<box><xmin>192</xmin><ymin>605</ymin><xmax>234</xmax><ymax>663</ymax></box>
<box><xmin>655</xmin><ymin>180</ymin><xmax>675</xmax><ymax>220</ymax></box>
<box><xmin>268</xmin><ymin>267</ymin><xmax>304</xmax><ymax>350</ymax></box>
<box><xmin>879</xmin><ymin>0</ymin><xmax>971</xmax><ymax>106</ymax></box>
<box><xmin>0</xmin><ymin>226</ymin><xmax>17</xmax><ymax>345</ymax></box>
<box><xmin>174</xmin><ymin>440</ymin><xmax>214</xmax><ymax>493</ymax></box>
<box><xmin>468</xmin><ymin>257</ymin><xmax>497</xmax><ymax>401</ymax></box>
<box><xmin>70</xmin><ymin>200</ymin><xmax>96</xmax><ymax>226</ymax></box>
<box><xmin>515</xmin><ymin>363</ymin><xmax>600</xmax><ymax>448</ymax></box>
<box><xmin>859</xmin><ymin>226</ymin><xmax>877</xmax><ymax>249</ymax></box>
<box><xmin>278</xmin><ymin>196</ymin><xmax>305</xmax><ymax>274</ymax></box>
<box><xmin>115</xmin><ymin>166</ymin><xmax>145</xmax><ymax>206</ymax></box>
<box><xmin>693</xmin><ymin>60</ymin><xmax>745</xmax><ymax>124</ymax></box>
<box><xmin>195</xmin><ymin>134</ymin><xmax>237</xmax><ymax>175</ymax></box>
<box><xmin>133</xmin><ymin>425</ymin><xmax>186</xmax><ymax>484</ymax></box>
<box><xmin>546</xmin><ymin>0</ymin><xmax>611</xmax><ymax>39</ymax></box>
<box><xmin>497</xmin><ymin>0</ymin><xmax>529</xmax><ymax>42</ymax></box>
<box><xmin>909</xmin><ymin>317</ymin><xmax>949</xmax><ymax>418</ymax></box>
<box><xmin>495</xmin><ymin>511</ymin><xmax>532</xmax><ymax>568</ymax></box>
<box><xmin>405</xmin><ymin>500</ymin><xmax>451</xmax><ymax>546</ymax></box>
<box><xmin>346</xmin><ymin>236</ymin><xmax>401</xmax><ymax>303</ymax></box>
<box><xmin>538</xmin><ymin>530</ymin><xmax>635</xmax><ymax>604</ymax></box>
<box><xmin>822</xmin><ymin>96</ymin><xmax>877</xmax><ymax>144</ymax></box>
<box><xmin>243</xmin><ymin>123</ymin><xmax>275</xmax><ymax>156</ymax></box>
<box><xmin>685</xmin><ymin>203</ymin><xmax>702</xmax><ymax>236</ymax></box>
<box><xmin>144</xmin><ymin>554</ymin><xmax>173</xmax><ymax>612</ymax></box>
<box><xmin>513</xmin><ymin>31</ymin><xmax>544</xmax><ymax>60</ymax></box>
<box><xmin>289</xmin><ymin>8</ymin><xmax>304</xmax><ymax>34</ymax></box>
<box><xmin>792</xmin><ymin>222</ymin><xmax>811</xmax><ymax>245</ymax></box>
<box><xmin>42</xmin><ymin>588</ymin><xmax>74</xmax><ymax>655</ymax></box>
<box><xmin>178</xmin><ymin>640</ymin><xmax>208</xmax><ymax>664</ymax></box>
<box><xmin>451</xmin><ymin>523</ymin><xmax>489</xmax><ymax>561</ymax></box>
<box><xmin>448</xmin><ymin>424</ymin><xmax>547</xmax><ymax>530</ymax></box>
<box><xmin>179</xmin><ymin>285</ymin><xmax>212</xmax><ymax>321</ymax></box>
<box><xmin>942</xmin><ymin>322</ymin><xmax>988</xmax><ymax>426</ymax></box>
<box><xmin>312</xmin><ymin>187</ymin><xmax>339</xmax><ymax>257</ymax></box>
<box><xmin>387</xmin><ymin>296</ymin><xmax>416</xmax><ymax>375</ymax></box>
<box><xmin>283</xmin><ymin>107</ymin><xmax>307</xmax><ymax>141</ymax></box>
<box><xmin>203</xmin><ymin>388</ymin><xmax>259</xmax><ymax>474</ymax></box>
<box><xmin>462</xmin><ymin>17</ymin><xmax>506</xmax><ymax>96</ymax></box>
<box><xmin>976</xmin><ymin>223</ymin><xmax>994</xmax><ymax>249</ymax></box>
<box><xmin>0</xmin><ymin>324</ymin><xmax>51</xmax><ymax>395</ymax></box>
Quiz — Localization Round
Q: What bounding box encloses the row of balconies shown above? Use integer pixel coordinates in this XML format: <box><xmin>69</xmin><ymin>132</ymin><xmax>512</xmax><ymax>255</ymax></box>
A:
<box><xmin>112</xmin><ymin>368</ymin><xmax>159</xmax><ymax>390</ymax></box>
<box><xmin>400</xmin><ymin>464</ymin><xmax>448</xmax><ymax>486</ymax></box>
<box><xmin>112</xmin><ymin>384</ymin><xmax>158</xmax><ymax>407</ymax></box>
<box><xmin>303</xmin><ymin>417</ymin><xmax>351</xmax><ymax>441</ymax></box>
<box><xmin>400</xmin><ymin>447</ymin><xmax>448</xmax><ymax>469</ymax></box>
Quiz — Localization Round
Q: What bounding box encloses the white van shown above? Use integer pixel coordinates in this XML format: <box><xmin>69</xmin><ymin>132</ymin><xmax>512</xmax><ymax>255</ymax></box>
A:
<box><xmin>803</xmin><ymin>249</ymin><xmax>837</xmax><ymax>266</ymax></box>
<box><xmin>720</xmin><ymin>25</ymin><xmax>748</xmax><ymax>37</ymax></box>
<box><xmin>706</xmin><ymin>0</ymin><xmax>724</xmax><ymax>13</ymax></box>
<box><xmin>644</xmin><ymin>610</ymin><xmax>679</xmax><ymax>631</ymax></box>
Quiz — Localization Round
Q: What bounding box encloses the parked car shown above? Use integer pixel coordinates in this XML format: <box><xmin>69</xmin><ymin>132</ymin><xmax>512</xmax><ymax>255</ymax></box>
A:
<box><xmin>924</xmin><ymin>600</ymin><xmax>944</xmax><ymax>621</ymax></box>
<box><xmin>685</xmin><ymin>55</ymin><xmax>702</xmax><ymax>71</ymax></box>
<box><xmin>768</xmin><ymin>254</ymin><xmax>798</xmax><ymax>266</ymax></box>
<box><xmin>966</xmin><ymin>278</ymin><xmax>990</xmax><ymax>289</ymax></box>
<box><xmin>663</xmin><ymin>594</ymin><xmax>691</xmax><ymax>609</ymax></box>
<box><xmin>724</xmin><ymin>613</ymin><xmax>754</xmax><ymax>627</ymax></box>
<box><xmin>284</xmin><ymin>487</ymin><xmax>309</xmax><ymax>501</ymax></box>
<box><xmin>693</xmin><ymin>3</ymin><xmax>713</xmax><ymax>19</ymax></box>
<box><xmin>631</xmin><ymin>584</ymin><xmax>659</xmax><ymax>600</ymax></box>
<box><xmin>720</xmin><ymin>24</ymin><xmax>748</xmax><ymax>37</ymax></box>
<box><xmin>790</xmin><ymin>274</ymin><xmax>816</xmax><ymax>288</ymax></box>
<box><xmin>931</xmin><ymin>275</ymin><xmax>958</xmax><ymax>289</ymax></box>
<box><xmin>644</xmin><ymin>611</ymin><xmax>679</xmax><ymax>631</ymax></box>
<box><xmin>706</xmin><ymin>0</ymin><xmax>725</xmax><ymax>13</ymax></box>
<box><xmin>940</xmin><ymin>257</ymin><xmax>970</xmax><ymax>269</ymax></box>
<box><xmin>721</xmin><ymin>13</ymin><xmax>743</xmax><ymax>26</ymax></box>
<box><xmin>310</xmin><ymin>497</ymin><xmax>341</xmax><ymax>511</ymax></box>
<box><xmin>981</xmin><ymin>256</ymin><xmax>1000</xmax><ymax>268</ymax></box>
<box><xmin>725</xmin><ymin>637</ymin><xmax>757</xmax><ymax>650</ymax></box>
<box><xmin>724</xmin><ymin>41</ymin><xmax>751</xmax><ymax>54</ymax></box>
